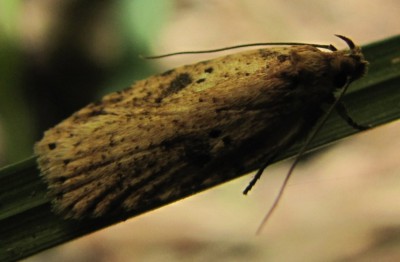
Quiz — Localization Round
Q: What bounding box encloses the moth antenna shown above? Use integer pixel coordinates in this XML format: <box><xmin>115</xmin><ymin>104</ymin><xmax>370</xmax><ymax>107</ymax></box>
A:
<box><xmin>142</xmin><ymin>42</ymin><xmax>336</xmax><ymax>59</ymax></box>
<box><xmin>256</xmin><ymin>77</ymin><xmax>353</xmax><ymax>235</ymax></box>
<box><xmin>329</xmin><ymin>44</ymin><xmax>338</xmax><ymax>51</ymax></box>
<box><xmin>335</xmin><ymin>35</ymin><xmax>356</xmax><ymax>50</ymax></box>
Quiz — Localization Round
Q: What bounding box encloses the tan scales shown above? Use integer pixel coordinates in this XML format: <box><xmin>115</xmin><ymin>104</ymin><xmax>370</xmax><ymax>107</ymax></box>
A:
<box><xmin>35</xmin><ymin>36</ymin><xmax>368</xmax><ymax>219</ymax></box>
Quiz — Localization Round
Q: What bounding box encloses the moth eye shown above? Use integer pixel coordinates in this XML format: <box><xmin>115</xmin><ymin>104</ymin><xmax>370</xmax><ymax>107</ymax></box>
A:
<box><xmin>333</xmin><ymin>60</ymin><xmax>354</xmax><ymax>87</ymax></box>
<box><xmin>333</xmin><ymin>71</ymin><xmax>348</xmax><ymax>87</ymax></box>
<box><xmin>351</xmin><ymin>58</ymin><xmax>368</xmax><ymax>80</ymax></box>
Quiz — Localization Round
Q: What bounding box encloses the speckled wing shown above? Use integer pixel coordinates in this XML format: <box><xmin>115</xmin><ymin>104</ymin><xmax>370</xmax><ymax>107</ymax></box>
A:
<box><xmin>35</xmin><ymin>47</ymin><xmax>323</xmax><ymax>219</ymax></box>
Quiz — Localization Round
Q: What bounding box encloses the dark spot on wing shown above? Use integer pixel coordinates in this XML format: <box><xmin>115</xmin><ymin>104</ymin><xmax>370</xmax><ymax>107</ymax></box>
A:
<box><xmin>172</xmin><ymin>73</ymin><xmax>192</xmax><ymax>89</ymax></box>
<box><xmin>58</xmin><ymin>176</ymin><xmax>67</xmax><ymax>183</ymax></box>
<box><xmin>196</xmin><ymin>78</ymin><xmax>206</xmax><ymax>83</ymax></box>
<box><xmin>204</xmin><ymin>67</ymin><xmax>214</xmax><ymax>73</ymax></box>
<box><xmin>166</xmin><ymin>73</ymin><xmax>193</xmax><ymax>95</ymax></box>
<box><xmin>48</xmin><ymin>143</ymin><xmax>57</xmax><ymax>150</ymax></box>
<box><xmin>156</xmin><ymin>73</ymin><xmax>193</xmax><ymax>103</ymax></box>
<box><xmin>277</xmin><ymin>54</ymin><xmax>289</xmax><ymax>62</ymax></box>
<box><xmin>87</xmin><ymin>108</ymin><xmax>108</xmax><ymax>117</ymax></box>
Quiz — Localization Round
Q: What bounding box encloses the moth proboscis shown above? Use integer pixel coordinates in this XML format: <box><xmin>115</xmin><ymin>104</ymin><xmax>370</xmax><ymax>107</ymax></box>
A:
<box><xmin>35</xmin><ymin>35</ymin><xmax>368</xmax><ymax>232</ymax></box>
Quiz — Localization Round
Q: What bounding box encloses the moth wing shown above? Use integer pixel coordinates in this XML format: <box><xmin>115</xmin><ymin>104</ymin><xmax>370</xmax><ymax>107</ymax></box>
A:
<box><xmin>35</xmin><ymin>47</ymin><xmax>309</xmax><ymax>219</ymax></box>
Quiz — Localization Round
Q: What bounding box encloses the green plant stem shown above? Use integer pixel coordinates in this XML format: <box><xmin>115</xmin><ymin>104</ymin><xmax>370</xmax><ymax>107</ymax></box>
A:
<box><xmin>0</xmin><ymin>35</ymin><xmax>399</xmax><ymax>262</ymax></box>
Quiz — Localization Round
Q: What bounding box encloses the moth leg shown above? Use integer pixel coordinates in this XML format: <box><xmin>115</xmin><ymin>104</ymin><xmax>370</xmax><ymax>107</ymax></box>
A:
<box><xmin>336</xmin><ymin>102</ymin><xmax>370</xmax><ymax>130</ymax></box>
<box><xmin>243</xmin><ymin>153</ymin><xmax>278</xmax><ymax>195</ymax></box>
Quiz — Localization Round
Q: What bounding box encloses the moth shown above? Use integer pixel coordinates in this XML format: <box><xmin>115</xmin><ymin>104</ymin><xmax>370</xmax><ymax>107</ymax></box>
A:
<box><xmin>35</xmin><ymin>35</ymin><xmax>368</xmax><ymax>221</ymax></box>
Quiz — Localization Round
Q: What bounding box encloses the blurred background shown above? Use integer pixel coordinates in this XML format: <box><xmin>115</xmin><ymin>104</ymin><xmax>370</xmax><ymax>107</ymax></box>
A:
<box><xmin>0</xmin><ymin>0</ymin><xmax>399</xmax><ymax>261</ymax></box>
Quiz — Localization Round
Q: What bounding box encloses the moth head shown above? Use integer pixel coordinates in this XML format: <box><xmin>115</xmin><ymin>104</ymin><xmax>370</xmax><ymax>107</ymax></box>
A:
<box><xmin>332</xmin><ymin>35</ymin><xmax>368</xmax><ymax>87</ymax></box>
